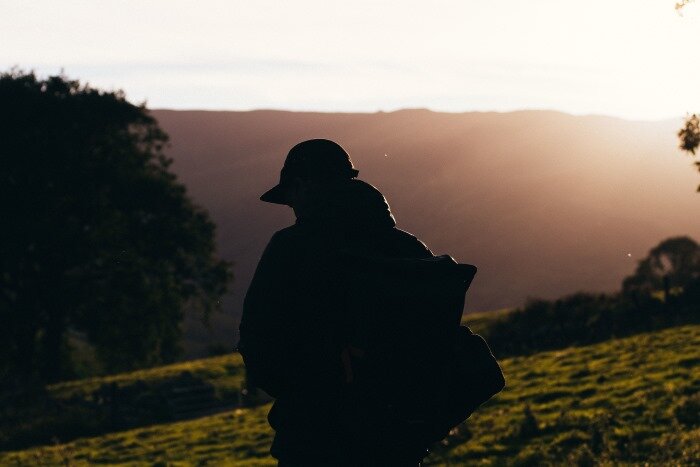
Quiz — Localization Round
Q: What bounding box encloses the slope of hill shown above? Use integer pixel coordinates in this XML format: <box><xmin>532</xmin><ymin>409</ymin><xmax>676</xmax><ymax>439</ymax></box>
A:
<box><xmin>0</xmin><ymin>354</ymin><xmax>250</xmax><ymax>452</ymax></box>
<box><xmin>149</xmin><ymin>109</ymin><xmax>700</xmax><ymax>356</ymax></box>
<box><xmin>4</xmin><ymin>324</ymin><xmax>698</xmax><ymax>465</ymax></box>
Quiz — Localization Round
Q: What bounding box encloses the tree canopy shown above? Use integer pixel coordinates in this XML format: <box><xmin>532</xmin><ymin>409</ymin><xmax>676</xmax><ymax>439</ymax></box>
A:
<box><xmin>678</xmin><ymin>115</ymin><xmax>700</xmax><ymax>191</ymax></box>
<box><xmin>675</xmin><ymin>1</ymin><xmax>700</xmax><ymax>189</ymax></box>
<box><xmin>622</xmin><ymin>236</ymin><xmax>700</xmax><ymax>299</ymax></box>
<box><xmin>0</xmin><ymin>70</ymin><xmax>232</xmax><ymax>385</ymax></box>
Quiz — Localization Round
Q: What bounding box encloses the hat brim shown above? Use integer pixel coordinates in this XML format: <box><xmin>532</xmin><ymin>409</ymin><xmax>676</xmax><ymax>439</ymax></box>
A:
<box><xmin>260</xmin><ymin>183</ymin><xmax>289</xmax><ymax>205</ymax></box>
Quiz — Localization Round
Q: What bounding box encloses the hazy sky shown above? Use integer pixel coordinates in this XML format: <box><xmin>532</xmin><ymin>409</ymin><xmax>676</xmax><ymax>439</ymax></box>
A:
<box><xmin>2</xmin><ymin>1</ymin><xmax>699</xmax><ymax>120</ymax></box>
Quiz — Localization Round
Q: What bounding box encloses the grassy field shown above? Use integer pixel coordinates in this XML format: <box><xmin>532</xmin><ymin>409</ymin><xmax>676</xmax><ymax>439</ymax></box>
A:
<box><xmin>462</xmin><ymin>308</ymin><xmax>513</xmax><ymax>336</ymax></box>
<box><xmin>0</xmin><ymin>353</ymin><xmax>252</xmax><ymax>452</ymax></box>
<box><xmin>47</xmin><ymin>352</ymin><xmax>247</xmax><ymax>401</ymax></box>
<box><xmin>2</xmin><ymin>324</ymin><xmax>699</xmax><ymax>465</ymax></box>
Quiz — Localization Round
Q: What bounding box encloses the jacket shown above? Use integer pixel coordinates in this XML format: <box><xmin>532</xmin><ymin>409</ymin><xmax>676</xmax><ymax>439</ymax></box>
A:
<box><xmin>238</xmin><ymin>179</ymin><xmax>432</xmax><ymax>464</ymax></box>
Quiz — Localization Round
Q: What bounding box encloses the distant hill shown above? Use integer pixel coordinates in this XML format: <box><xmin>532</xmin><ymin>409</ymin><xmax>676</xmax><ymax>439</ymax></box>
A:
<box><xmin>149</xmin><ymin>109</ymin><xmax>700</xmax><ymax>356</ymax></box>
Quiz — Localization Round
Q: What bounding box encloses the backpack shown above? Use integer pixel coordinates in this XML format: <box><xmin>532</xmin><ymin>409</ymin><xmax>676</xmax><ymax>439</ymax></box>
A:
<box><xmin>337</xmin><ymin>253</ymin><xmax>506</xmax><ymax>446</ymax></box>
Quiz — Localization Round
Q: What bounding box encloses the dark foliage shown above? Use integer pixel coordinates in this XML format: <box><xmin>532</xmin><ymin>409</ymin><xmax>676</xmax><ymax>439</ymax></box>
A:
<box><xmin>678</xmin><ymin>114</ymin><xmax>700</xmax><ymax>191</ymax></box>
<box><xmin>676</xmin><ymin>1</ymin><xmax>699</xmax><ymax>188</ymax></box>
<box><xmin>484</xmin><ymin>289</ymin><xmax>698</xmax><ymax>358</ymax></box>
<box><xmin>621</xmin><ymin>236</ymin><xmax>700</xmax><ymax>299</ymax></box>
<box><xmin>484</xmin><ymin>293</ymin><xmax>626</xmax><ymax>357</ymax></box>
<box><xmin>679</xmin><ymin>114</ymin><xmax>700</xmax><ymax>155</ymax></box>
<box><xmin>482</xmin><ymin>237</ymin><xmax>700</xmax><ymax>358</ymax></box>
<box><xmin>0</xmin><ymin>70</ymin><xmax>232</xmax><ymax>385</ymax></box>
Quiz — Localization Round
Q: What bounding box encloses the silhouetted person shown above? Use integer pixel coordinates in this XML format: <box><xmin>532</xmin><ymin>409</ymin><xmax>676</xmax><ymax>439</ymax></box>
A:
<box><xmin>238</xmin><ymin>139</ymin><xmax>433</xmax><ymax>466</ymax></box>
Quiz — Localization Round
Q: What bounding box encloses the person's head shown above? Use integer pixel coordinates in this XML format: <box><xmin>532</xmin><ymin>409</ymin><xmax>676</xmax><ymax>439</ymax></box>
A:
<box><xmin>260</xmin><ymin>139</ymin><xmax>359</xmax><ymax>216</ymax></box>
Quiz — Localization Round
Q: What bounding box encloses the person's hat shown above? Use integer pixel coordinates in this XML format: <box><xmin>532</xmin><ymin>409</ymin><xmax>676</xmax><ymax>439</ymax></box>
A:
<box><xmin>260</xmin><ymin>139</ymin><xmax>359</xmax><ymax>205</ymax></box>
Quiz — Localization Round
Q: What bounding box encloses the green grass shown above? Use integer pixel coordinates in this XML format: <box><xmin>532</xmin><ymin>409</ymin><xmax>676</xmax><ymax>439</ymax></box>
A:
<box><xmin>47</xmin><ymin>352</ymin><xmax>246</xmax><ymax>400</ymax></box>
<box><xmin>462</xmin><ymin>308</ymin><xmax>513</xmax><ymax>336</ymax></box>
<box><xmin>1</xmin><ymin>405</ymin><xmax>275</xmax><ymax>466</ymax></box>
<box><xmin>0</xmin><ymin>354</ymin><xmax>250</xmax><ymax>452</ymax></box>
<box><xmin>435</xmin><ymin>324</ymin><xmax>700</xmax><ymax>465</ymax></box>
<box><xmin>2</xmin><ymin>325</ymin><xmax>699</xmax><ymax>465</ymax></box>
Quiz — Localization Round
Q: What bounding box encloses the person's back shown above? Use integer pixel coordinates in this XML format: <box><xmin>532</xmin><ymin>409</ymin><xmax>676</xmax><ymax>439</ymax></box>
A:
<box><xmin>238</xmin><ymin>140</ymin><xmax>433</xmax><ymax>465</ymax></box>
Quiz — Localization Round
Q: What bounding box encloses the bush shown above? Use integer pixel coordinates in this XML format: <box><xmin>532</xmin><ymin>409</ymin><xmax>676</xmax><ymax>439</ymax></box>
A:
<box><xmin>480</xmin><ymin>285</ymin><xmax>699</xmax><ymax>358</ymax></box>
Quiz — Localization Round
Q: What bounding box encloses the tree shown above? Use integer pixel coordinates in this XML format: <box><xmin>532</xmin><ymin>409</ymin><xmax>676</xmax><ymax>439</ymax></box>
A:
<box><xmin>0</xmin><ymin>70</ymin><xmax>232</xmax><ymax>384</ymax></box>
<box><xmin>675</xmin><ymin>1</ymin><xmax>700</xmax><ymax>189</ymax></box>
<box><xmin>675</xmin><ymin>0</ymin><xmax>696</xmax><ymax>13</ymax></box>
<box><xmin>678</xmin><ymin>115</ymin><xmax>700</xmax><ymax>191</ymax></box>
<box><xmin>622</xmin><ymin>236</ymin><xmax>700</xmax><ymax>300</ymax></box>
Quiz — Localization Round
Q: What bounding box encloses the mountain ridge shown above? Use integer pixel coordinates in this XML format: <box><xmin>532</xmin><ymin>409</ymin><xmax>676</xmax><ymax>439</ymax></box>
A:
<box><xmin>152</xmin><ymin>107</ymin><xmax>682</xmax><ymax>124</ymax></box>
<box><xmin>148</xmin><ymin>108</ymin><xmax>700</xmax><ymax>356</ymax></box>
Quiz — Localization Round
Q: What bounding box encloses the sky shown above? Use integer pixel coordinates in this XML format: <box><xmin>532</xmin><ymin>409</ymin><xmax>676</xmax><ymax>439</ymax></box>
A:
<box><xmin>2</xmin><ymin>0</ymin><xmax>699</xmax><ymax>120</ymax></box>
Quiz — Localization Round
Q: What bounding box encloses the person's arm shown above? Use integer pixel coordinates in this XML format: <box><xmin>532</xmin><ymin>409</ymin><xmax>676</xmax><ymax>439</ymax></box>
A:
<box><xmin>238</xmin><ymin>230</ymin><xmax>343</xmax><ymax>398</ymax></box>
<box><xmin>238</xmin><ymin>231</ymin><xmax>292</xmax><ymax>398</ymax></box>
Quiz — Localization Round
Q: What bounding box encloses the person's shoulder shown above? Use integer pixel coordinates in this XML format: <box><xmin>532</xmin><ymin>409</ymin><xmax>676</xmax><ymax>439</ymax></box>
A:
<box><xmin>268</xmin><ymin>224</ymin><xmax>303</xmax><ymax>246</ymax></box>
<box><xmin>257</xmin><ymin>225</ymin><xmax>304</xmax><ymax>264</ymax></box>
<box><xmin>390</xmin><ymin>228</ymin><xmax>433</xmax><ymax>257</ymax></box>
<box><xmin>269</xmin><ymin>223</ymin><xmax>320</xmax><ymax>251</ymax></box>
<box><xmin>271</xmin><ymin>224</ymin><xmax>299</xmax><ymax>239</ymax></box>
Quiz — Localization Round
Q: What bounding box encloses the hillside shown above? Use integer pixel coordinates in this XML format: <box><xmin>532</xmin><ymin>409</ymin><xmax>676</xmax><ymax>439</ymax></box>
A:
<box><xmin>0</xmin><ymin>354</ymin><xmax>251</xmax><ymax>452</ymax></box>
<box><xmin>148</xmin><ymin>109</ymin><xmax>700</xmax><ymax>356</ymax></box>
<box><xmin>4</xmin><ymin>324</ymin><xmax>698</xmax><ymax>465</ymax></box>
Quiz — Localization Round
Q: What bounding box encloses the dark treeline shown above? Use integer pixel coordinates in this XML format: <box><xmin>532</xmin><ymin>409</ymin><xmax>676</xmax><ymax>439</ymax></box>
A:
<box><xmin>479</xmin><ymin>236</ymin><xmax>700</xmax><ymax>358</ymax></box>
<box><xmin>0</xmin><ymin>70</ymin><xmax>231</xmax><ymax>388</ymax></box>
<box><xmin>482</xmin><ymin>285</ymin><xmax>699</xmax><ymax>358</ymax></box>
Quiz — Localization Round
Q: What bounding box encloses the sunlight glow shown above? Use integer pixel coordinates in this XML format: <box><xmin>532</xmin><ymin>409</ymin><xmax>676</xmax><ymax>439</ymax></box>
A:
<box><xmin>1</xmin><ymin>0</ymin><xmax>699</xmax><ymax>119</ymax></box>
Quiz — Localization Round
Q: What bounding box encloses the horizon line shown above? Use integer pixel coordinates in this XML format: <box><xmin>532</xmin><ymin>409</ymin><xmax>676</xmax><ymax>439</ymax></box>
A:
<box><xmin>149</xmin><ymin>106</ymin><xmax>685</xmax><ymax>124</ymax></box>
